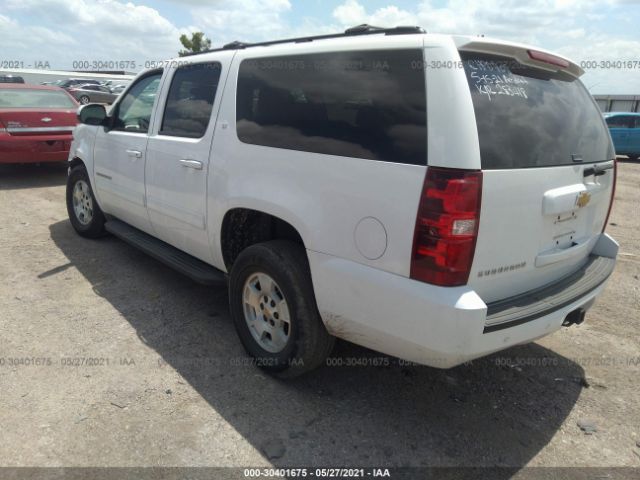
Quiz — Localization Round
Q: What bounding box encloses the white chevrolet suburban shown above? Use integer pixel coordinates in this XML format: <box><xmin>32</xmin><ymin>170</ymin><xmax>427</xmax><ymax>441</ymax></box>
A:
<box><xmin>66</xmin><ymin>25</ymin><xmax>618</xmax><ymax>377</ymax></box>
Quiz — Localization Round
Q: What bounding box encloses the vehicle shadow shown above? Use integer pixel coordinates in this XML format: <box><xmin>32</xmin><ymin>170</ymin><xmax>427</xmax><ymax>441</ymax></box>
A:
<box><xmin>49</xmin><ymin>219</ymin><xmax>585</xmax><ymax>471</ymax></box>
<box><xmin>0</xmin><ymin>163</ymin><xmax>68</xmax><ymax>190</ymax></box>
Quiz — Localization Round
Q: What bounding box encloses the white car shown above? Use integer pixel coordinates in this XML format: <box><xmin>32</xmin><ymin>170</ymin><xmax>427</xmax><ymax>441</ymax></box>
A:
<box><xmin>66</xmin><ymin>25</ymin><xmax>618</xmax><ymax>377</ymax></box>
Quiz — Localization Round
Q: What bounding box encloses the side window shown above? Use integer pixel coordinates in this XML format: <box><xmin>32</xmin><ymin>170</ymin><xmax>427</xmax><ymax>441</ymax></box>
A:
<box><xmin>236</xmin><ymin>49</ymin><xmax>427</xmax><ymax>165</ymax></box>
<box><xmin>606</xmin><ymin>116</ymin><xmax>631</xmax><ymax>128</ymax></box>
<box><xmin>113</xmin><ymin>72</ymin><xmax>162</xmax><ymax>134</ymax></box>
<box><xmin>160</xmin><ymin>62</ymin><xmax>222</xmax><ymax>138</ymax></box>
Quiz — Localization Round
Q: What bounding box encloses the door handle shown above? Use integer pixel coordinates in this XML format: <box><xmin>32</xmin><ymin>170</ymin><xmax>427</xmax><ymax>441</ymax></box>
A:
<box><xmin>179</xmin><ymin>159</ymin><xmax>203</xmax><ymax>170</ymax></box>
<box><xmin>535</xmin><ymin>236</ymin><xmax>593</xmax><ymax>267</ymax></box>
<box><xmin>126</xmin><ymin>149</ymin><xmax>142</xmax><ymax>158</ymax></box>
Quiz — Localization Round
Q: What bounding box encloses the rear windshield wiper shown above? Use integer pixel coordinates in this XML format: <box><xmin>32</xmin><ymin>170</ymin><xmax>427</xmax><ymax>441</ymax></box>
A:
<box><xmin>583</xmin><ymin>162</ymin><xmax>614</xmax><ymax>177</ymax></box>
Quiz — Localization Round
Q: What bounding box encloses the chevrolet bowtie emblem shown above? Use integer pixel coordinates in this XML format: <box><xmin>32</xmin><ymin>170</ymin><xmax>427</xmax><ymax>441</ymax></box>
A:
<box><xmin>576</xmin><ymin>191</ymin><xmax>591</xmax><ymax>208</ymax></box>
<box><xmin>41</xmin><ymin>117</ymin><xmax>52</xmax><ymax>123</ymax></box>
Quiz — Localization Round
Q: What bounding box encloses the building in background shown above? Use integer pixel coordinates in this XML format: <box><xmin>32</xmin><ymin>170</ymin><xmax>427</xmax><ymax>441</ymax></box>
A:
<box><xmin>593</xmin><ymin>95</ymin><xmax>640</xmax><ymax>113</ymax></box>
<box><xmin>0</xmin><ymin>69</ymin><xmax>134</xmax><ymax>87</ymax></box>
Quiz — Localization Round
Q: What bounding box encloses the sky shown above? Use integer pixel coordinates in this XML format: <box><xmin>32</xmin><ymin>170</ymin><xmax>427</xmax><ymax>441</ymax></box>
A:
<box><xmin>1</xmin><ymin>0</ymin><xmax>639</xmax><ymax>94</ymax></box>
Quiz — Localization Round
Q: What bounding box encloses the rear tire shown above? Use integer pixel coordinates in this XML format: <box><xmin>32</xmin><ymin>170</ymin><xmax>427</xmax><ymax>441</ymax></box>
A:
<box><xmin>627</xmin><ymin>154</ymin><xmax>639</xmax><ymax>161</ymax></box>
<box><xmin>66</xmin><ymin>164</ymin><xmax>106</xmax><ymax>238</ymax></box>
<box><xmin>79</xmin><ymin>95</ymin><xmax>90</xmax><ymax>105</ymax></box>
<box><xmin>229</xmin><ymin>240</ymin><xmax>335</xmax><ymax>378</ymax></box>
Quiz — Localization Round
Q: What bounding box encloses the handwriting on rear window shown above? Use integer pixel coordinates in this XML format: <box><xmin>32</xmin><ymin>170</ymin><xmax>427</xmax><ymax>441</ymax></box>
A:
<box><xmin>466</xmin><ymin>59</ymin><xmax>529</xmax><ymax>101</ymax></box>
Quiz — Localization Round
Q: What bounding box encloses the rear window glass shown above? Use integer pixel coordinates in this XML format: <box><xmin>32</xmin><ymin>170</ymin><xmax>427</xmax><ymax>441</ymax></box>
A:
<box><xmin>0</xmin><ymin>76</ymin><xmax>24</xmax><ymax>84</ymax></box>
<box><xmin>0</xmin><ymin>89</ymin><xmax>76</xmax><ymax>108</ymax></box>
<box><xmin>605</xmin><ymin>116</ymin><xmax>634</xmax><ymax>128</ymax></box>
<box><xmin>460</xmin><ymin>52</ymin><xmax>614</xmax><ymax>169</ymax></box>
<box><xmin>236</xmin><ymin>49</ymin><xmax>427</xmax><ymax>165</ymax></box>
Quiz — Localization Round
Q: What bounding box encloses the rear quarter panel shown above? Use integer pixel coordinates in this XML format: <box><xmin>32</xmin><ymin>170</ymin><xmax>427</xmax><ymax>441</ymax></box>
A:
<box><xmin>206</xmin><ymin>36</ymin><xmax>440</xmax><ymax>276</ymax></box>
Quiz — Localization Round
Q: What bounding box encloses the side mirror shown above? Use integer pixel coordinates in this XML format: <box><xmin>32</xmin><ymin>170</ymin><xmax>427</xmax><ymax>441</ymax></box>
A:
<box><xmin>77</xmin><ymin>104</ymin><xmax>107</xmax><ymax>126</ymax></box>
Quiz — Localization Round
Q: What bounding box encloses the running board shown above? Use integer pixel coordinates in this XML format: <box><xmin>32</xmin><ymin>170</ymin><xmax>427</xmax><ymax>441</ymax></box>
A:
<box><xmin>105</xmin><ymin>219</ymin><xmax>227</xmax><ymax>286</ymax></box>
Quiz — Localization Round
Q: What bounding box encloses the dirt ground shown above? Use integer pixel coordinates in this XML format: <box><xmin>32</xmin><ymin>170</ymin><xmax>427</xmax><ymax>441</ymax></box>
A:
<box><xmin>0</xmin><ymin>160</ymin><xmax>638</xmax><ymax>476</ymax></box>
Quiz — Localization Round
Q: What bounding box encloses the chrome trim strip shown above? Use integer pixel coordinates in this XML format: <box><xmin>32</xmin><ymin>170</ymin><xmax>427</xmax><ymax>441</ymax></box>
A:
<box><xmin>7</xmin><ymin>126</ymin><xmax>75</xmax><ymax>133</ymax></box>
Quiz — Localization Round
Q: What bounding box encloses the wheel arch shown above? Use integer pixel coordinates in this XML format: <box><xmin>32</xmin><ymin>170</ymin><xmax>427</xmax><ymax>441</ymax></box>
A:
<box><xmin>68</xmin><ymin>156</ymin><xmax>85</xmax><ymax>171</ymax></box>
<box><xmin>220</xmin><ymin>207</ymin><xmax>307</xmax><ymax>271</ymax></box>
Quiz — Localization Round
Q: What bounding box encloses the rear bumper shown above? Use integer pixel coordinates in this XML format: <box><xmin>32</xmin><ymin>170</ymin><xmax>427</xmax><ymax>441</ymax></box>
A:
<box><xmin>308</xmin><ymin>234</ymin><xmax>618</xmax><ymax>368</ymax></box>
<box><xmin>484</xmin><ymin>254</ymin><xmax>615</xmax><ymax>333</ymax></box>
<box><xmin>0</xmin><ymin>134</ymin><xmax>73</xmax><ymax>163</ymax></box>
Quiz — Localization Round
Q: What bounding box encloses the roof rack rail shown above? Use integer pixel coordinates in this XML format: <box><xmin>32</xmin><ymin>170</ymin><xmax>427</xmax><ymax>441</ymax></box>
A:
<box><xmin>223</xmin><ymin>40</ymin><xmax>249</xmax><ymax>50</ymax></box>
<box><xmin>182</xmin><ymin>25</ymin><xmax>426</xmax><ymax>57</ymax></box>
<box><xmin>344</xmin><ymin>24</ymin><xmax>385</xmax><ymax>34</ymax></box>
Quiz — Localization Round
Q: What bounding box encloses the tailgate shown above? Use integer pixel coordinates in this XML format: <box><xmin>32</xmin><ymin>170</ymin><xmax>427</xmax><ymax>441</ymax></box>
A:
<box><xmin>457</xmin><ymin>48</ymin><xmax>616</xmax><ymax>303</ymax></box>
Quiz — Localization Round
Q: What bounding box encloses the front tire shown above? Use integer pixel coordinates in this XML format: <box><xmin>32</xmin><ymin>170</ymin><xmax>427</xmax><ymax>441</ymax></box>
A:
<box><xmin>229</xmin><ymin>240</ymin><xmax>335</xmax><ymax>378</ymax></box>
<box><xmin>627</xmin><ymin>154</ymin><xmax>639</xmax><ymax>161</ymax></box>
<box><xmin>66</xmin><ymin>164</ymin><xmax>106</xmax><ymax>238</ymax></box>
<box><xmin>79</xmin><ymin>95</ymin><xmax>90</xmax><ymax>105</ymax></box>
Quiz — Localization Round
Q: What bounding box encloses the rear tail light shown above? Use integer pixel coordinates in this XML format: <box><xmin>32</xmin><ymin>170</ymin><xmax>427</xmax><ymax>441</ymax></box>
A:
<box><xmin>527</xmin><ymin>49</ymin><xmax>570</xmax><ymax>69</ymax></box>
<box><xmin>602</xmin><ymin>159</ymin><xmax>617</xmax><ymax>233</ymax></box>
<box><xmin>411</xmin><ymin>167</ymin><xmax>482</xmax><ymax>287</ymax></box>
<box><xmin>0</xmin><ymin>118</ymin><xmax>6</xmax><ymax>133</ymax></box>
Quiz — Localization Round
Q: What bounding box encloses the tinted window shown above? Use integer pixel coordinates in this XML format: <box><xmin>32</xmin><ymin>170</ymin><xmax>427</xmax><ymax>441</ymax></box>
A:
<box><xmin>0</xmin><ymin>76</ymin><xmax>24</xmax><ymax>84</ymax></box>
<box><xmin>236</xmin><ymin>50</ymin><xmax>426</xmax><ymax>165</ymax></box>
<box><xmin>160</xmin><ymin>62</ymin><xmax>221</xmax><ymax>138</ymax></box>
<box><xmin>0</xmin><ymin>89</ymin><xmax>76</xmax><ymax>108</ymax></box>
<box><xmin>461</xmin><ymin>52</ymin><xmax>614</xmax><ymax>169</ymax></box>
<box><xmin>113</xmin><ymin>72</ymin><xmax>162</xmax><ymax>133</ymax></box>
<box><xmin>605</xmin><ymin>116</ymin><xmax>633</xmax><ymax>128</ymax></box>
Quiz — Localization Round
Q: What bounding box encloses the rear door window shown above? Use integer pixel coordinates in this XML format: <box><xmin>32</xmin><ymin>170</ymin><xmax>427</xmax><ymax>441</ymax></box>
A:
<box><xmin>160</xmin><ymin>62</ymin><xmax>222</xmax><ymax>138</ymax></box>
<box><xmin>460</xmin><ymin>52</ymin><xmax>614</xmax><ymax>169</ymax></box>
<box><xmin>236</xmin><ymin>49</ymin><xmax>427</xmax><ymax>165</ymax></box>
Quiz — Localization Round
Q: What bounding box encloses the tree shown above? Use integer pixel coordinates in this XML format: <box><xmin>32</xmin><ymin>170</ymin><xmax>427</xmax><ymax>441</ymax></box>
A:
<box><xmin>178</xmin><ymin>32</ymin><xmax>212</xmax><ymax>56</ymax></box>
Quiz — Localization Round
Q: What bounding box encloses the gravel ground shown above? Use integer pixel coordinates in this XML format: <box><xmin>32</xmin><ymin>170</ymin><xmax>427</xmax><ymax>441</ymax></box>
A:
<box><xmin>0</xmin><ymin>160</ymin><xmax>638</xmax><ymax>475</ymax></box>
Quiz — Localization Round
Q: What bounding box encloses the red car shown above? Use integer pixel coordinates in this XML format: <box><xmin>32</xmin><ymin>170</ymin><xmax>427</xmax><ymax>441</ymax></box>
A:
<box><xmin>0</xmin><ymin>84</ymin><xmax>79</xmax><ymax>164</ymax></box>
